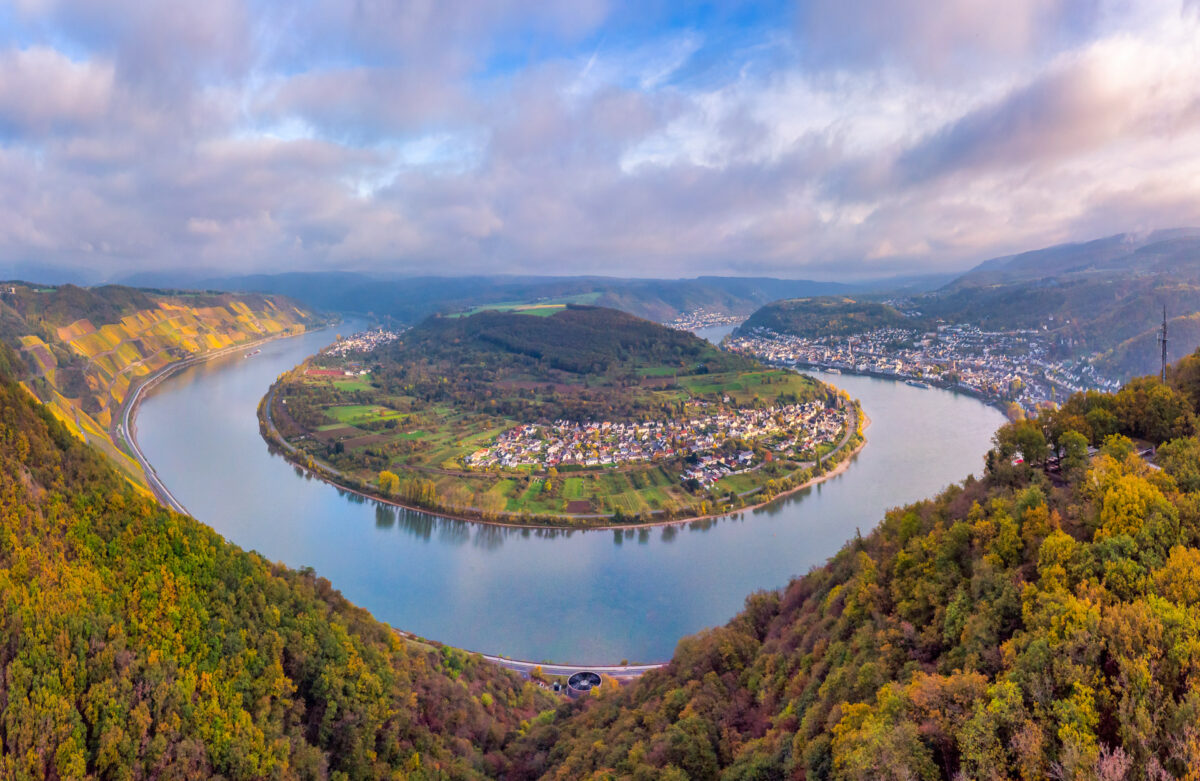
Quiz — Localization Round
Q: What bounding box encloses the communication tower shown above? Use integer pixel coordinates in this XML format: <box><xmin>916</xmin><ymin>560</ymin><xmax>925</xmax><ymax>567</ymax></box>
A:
<box><xmin>1158</xmin><ymin>307</ymin><xmax>1169</xmax><ymax>382</ymax></box>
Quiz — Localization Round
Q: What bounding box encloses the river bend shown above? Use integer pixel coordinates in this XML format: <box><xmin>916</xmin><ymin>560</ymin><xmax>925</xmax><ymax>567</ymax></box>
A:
<box><xmin>136</xmin><ymin>323</ymin><xmax>1005</xmax><ymax>662</ymax></box>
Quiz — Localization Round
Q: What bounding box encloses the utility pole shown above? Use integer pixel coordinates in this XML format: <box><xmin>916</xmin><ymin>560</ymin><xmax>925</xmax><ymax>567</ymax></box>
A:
<box><xmin>1158</xmin><ymin>306</ymin><xmax>1169</xmax><ymax>383</ymax></box>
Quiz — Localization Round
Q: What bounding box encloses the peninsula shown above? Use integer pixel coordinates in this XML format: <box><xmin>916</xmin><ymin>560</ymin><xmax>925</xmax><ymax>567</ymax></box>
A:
<box><xmin>262</xmin><ymin>305</ymin><xmax>863</xmax><ymax>526</ymax></box>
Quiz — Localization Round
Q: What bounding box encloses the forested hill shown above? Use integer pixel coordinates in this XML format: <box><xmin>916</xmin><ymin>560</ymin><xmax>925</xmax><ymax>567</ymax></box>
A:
<box><xmin>734</xmin><ymin>231</ymin><xmax>1200</xmax><ymax>380</ymax></box>
<box><xmin>737</xmin><ymin>297</ymin><xmax>914</xmax><ymax>339</ymax></box>
<box><xmin>505</xmin><ymin>358</ymin><xmax>1200</xmax><ymax>779</ymax></box>
<box><xmin>0</xmin><ymin>341</ymin><xmax>553</xmax><ymax>778</ymax></box>
<box><xmin>359</xmin><ymin>306</ymin><xmax>767</xmax><ymax>424</ymax></box>
<box><xmin>0</xmin><ymin>282</ymin><xmax>315</xmax><ymax>486</ymax></box>
<box><xmin>393</xmin><ymin>305</ymin><xmax>752</xmax><ymax>376</ymax></box>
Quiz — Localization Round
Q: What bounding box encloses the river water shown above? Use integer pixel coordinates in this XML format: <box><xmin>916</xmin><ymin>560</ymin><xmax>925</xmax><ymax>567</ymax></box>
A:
<box><xmin>136</xmin><ymin>323</ymin><xmax>1005</xmax><ymax>663</ymax></box>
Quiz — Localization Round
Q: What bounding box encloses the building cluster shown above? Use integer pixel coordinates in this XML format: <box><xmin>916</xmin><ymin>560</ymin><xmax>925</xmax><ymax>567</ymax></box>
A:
<box><xmin>664</xmin><ymin>309</ymin><xmax>745</xmax><ymax>331</ymax></box>
<box><xmin>325</xmin><ymin>328</ymin><xmax>403</xmax><ymax>357</ymax></box>
<box><xmin>463</xmin><ymin>401</ymin><xmax>845</xmax><ymax>483</ymax></box>
<box><xmin>728</xmin><ymin>325</ymin><xmax>1120</xmax><ymax>415</ymax></box>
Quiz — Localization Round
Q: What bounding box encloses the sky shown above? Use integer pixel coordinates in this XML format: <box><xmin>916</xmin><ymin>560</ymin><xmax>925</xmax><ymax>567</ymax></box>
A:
<box><xmin>1</xmin><ymin>0</ymin><xmax>1199</xmax><ymax>281</ymax></box>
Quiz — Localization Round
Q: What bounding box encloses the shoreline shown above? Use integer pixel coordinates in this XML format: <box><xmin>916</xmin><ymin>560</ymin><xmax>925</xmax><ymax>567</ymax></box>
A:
<box><xmin>260</xmin><ymin>383</ymin><xmax>870</xmax><ymax>531</ymax></box>
<box><xmin>788</xmin><ymin>361</ymin><xmax>1029</xmax><ymax>418</ymax></box>
<box><xmin>119</xmin><ymin>324</ymin><xmax>331</xmax><ymax>514</ymax></box>
<box><xmin>112</xmin><ymin>319</ymin><xmax>669</xmax><ymax>675</ymax></box>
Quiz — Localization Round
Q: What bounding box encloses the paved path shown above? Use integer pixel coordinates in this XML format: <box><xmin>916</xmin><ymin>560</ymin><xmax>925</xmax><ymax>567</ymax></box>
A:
<box><xmin>390</xmin><ymin>630</ymin><xmax>666</xmax><ymax>680</ymax></box>
<box><xmin>481</xmin><ymin>654</ymin><xmax>665</xmax><ymax>680</ymax></box>
<box><xmin>118</xmin><ymin>332</ymin><xmax>307</xmax><ymax>515</ymax></box>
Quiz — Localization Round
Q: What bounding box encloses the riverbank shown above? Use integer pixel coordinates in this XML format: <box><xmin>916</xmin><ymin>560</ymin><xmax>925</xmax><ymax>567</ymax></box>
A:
<box><xmin>133</xmin><ymin>335</ymin><xmax>1005</xmax><ymax>663</ymax></box>
<box><xmin>259</xmin><ymin>378</ymin><xmax>868</xmax><ymax>531</ymax></box>
<box><xmin>118</xmin><ymin>325</ymin><xmax>330</xmax><ymax>513</ymax></box>
<box><xmin>121</xmin><ymin>319</ymin><xmax>672</xmax><ymax>673</ymax></box>
<box><xmin>786</xmin><ymin>360</ymin><xmax>1026</xmax><ymax>418</ymax></box>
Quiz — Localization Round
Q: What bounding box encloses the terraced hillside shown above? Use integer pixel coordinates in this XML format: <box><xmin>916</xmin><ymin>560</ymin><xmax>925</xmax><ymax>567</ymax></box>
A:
<box><xmin>0</xmin><ymin>283</ymin><xmax>315</xmax><ymax>486</ymax></box>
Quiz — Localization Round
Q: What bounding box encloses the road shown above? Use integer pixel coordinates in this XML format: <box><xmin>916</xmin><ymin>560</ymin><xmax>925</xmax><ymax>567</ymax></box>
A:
<box><xmin>119</xmin><ymin>358</ymin><xmax>193</xmax><ymax>514</ymax></box>
<box><xmin>118</xmin><ymin>330</ymin><xmax>311</xmax><ymax>515</ymax></box>
<box><xmin>480</xmin><ymin>654</ymin><xmax>665</xmax><ymax>680</ymax></box>
<box><xmin>390</xmin><ymin>630</ymin><xmax>666</xmax><ymax>680</ymax></box>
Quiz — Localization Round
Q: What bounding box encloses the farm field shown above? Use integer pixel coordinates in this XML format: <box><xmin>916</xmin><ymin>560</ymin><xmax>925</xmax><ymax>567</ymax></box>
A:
<box><xmin>270</xmin><ymin>306</ymin><xmax>860</xmax><ymax>526</ymax></box>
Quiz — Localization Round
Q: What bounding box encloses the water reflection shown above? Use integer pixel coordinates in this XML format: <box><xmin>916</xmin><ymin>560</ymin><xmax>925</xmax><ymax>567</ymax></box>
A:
<box><xmin>136</xmin><ymin>321</ymin><xmax>1006</xmax><ymax>662</ymax></box>
<box><xmin>473</xmin><ymin>524</ymin><xmax>506</xmax><ymax>551</ymax></box>
<box><xmin>374</xmin><ymin>503</ymin><xmax>396</xmax><ymax>529</ymax></box>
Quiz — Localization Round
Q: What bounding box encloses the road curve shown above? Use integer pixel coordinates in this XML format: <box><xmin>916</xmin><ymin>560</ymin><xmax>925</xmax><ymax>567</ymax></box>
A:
<box><xmin>479</xmin><ymin>654</ymin><xmax>666</xmax><ymax>680</ymax></box>
<box><xmin>118</xmin><ymin>330</ymin><xmax>314</xmax><ymax>515</ymax></box>
<box><xmin>120</xmin><ymin>359</ymin><xmax>193</xmax><ymax>515</ymax></box>
<box><xmin>390</xmin><ymin>630</ymin><xmax>666</xmax><ymax>680</ymax></box>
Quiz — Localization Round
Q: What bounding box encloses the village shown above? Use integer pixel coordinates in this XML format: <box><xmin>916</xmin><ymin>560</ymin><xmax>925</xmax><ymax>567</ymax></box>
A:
<box><xmin>664</xmin><ymin>308</ymin><xmax>746</xmax><ymax>331</ymax></box>
<box><xmin>464</xmin><ymin>400</ymin><xmax>846</xmax><ymax>487</ymax></box>
<box><xmin>727</xmin><ymin>324</ymin><xmax>1121</xmax><ymax>415</ymax></box>
<box><xmin>325</xmin><ymin>327</ymin><xmax>404</xmax><ymax>357</ymax></box>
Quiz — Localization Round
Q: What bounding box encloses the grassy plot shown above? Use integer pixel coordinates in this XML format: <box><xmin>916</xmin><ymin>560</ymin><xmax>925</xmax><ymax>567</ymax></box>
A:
<box><xmin>447</xmin><ymin>293</ymin><xmax>603</xmax><ymax>319</ymax></box>
<box><xmin>326</xmin><ymin>405</ymin><xmax>406</xmax><ymax>425</ymax></box>
<box><xmin>677</xmin><ymin>369</ymin><xmax>817</xmax><ymax>402</ymax></box>
<box><xmin>563</xmin><ymin>477</ymin><xmax>586</xmax><ymax>500</ymax></box>
<box><xmin>331</xmin><ymin>377</ymin><xmax>375</xmax><ymax>392</ymax></box>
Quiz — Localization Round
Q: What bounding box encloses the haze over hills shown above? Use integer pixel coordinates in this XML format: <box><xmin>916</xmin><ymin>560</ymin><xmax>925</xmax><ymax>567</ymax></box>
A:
<box><xmin>738</xmin><ymin>230</ymin><xmax>1200</xmax><ymax>381</ymax></box>
<box><xmin>947</xmin><ymin>229</ymin><xmax>1200</xmax><ymax>289</ymax></box>
<box><xmin>114</xmin><ymin>270</ymin><xmax>953</xmax><ymax>327</ymax></box>
<box><xmin>5</xmin><ymin>274</ymin><xmax>1200</xmax><ymax>778</ymax></box>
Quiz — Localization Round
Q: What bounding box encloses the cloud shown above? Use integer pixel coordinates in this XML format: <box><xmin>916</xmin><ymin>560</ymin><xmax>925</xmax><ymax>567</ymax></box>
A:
<box><xmin>893</xmin><ymin>29</ymin><xmax>1200</xmax><ymax>187</ymax></box>
<box><xmin>0</xmin><ymin>48</ymin><xmax>114</xmax><ymax>137</ymax></box>
<box><xmin>795</xmin><ymin>0</ymin><xmax>1101</xmax><ymax>76</ymax></box>
<box><xmin>0</xmin><ymin>0</ymin><xmax>1199</xmax><ymax>280</ymax></box>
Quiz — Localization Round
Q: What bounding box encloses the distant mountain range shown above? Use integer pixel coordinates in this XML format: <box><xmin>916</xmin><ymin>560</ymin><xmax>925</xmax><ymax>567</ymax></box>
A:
<box><xmin>15</xmin><ymin>227</ymin><xmax>1200</xmax><ymax>380</ymax></box>
<box><xmin>947</xmin><ymin>228</ymin><xmax>1200</xmax><ymax>289</ymax></box>
<box><xmin>741</xmin><ymin>229</ymin><xmax>1200</xmax><ymax>380</ymax></box>
<box><xmin>115</xmin><ymin>270</ymin><xmax>954</xmax><ymax>325</ymax></box>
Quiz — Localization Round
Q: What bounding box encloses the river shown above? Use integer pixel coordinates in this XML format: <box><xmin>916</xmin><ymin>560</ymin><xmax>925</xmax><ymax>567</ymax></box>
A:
<box><xmin>135</xmin><ymin>323</ymin><xmax>1005</xmax><ymax>663</ymax></box>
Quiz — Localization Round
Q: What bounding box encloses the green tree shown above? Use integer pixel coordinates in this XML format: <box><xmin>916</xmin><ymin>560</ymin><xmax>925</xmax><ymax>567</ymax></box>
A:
<box><xmin>1059</xmin><ymin>429</ymin><xmax>1090</xmax><ymax>482</ymax></box>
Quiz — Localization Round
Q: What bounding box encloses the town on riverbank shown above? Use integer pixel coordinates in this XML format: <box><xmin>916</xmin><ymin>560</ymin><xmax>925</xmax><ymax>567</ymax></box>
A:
<box><xmin>728</xmin><ymin>323</ymin><xmax>1120</xmax><ymax>418</ymax></box>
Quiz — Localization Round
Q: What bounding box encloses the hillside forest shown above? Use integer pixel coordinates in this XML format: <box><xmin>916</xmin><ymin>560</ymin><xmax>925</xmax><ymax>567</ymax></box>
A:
<box><xmin>0</xmin><ymin>339</ymin><xmax>557</xmax><ymax>779</ymax></box>
<box><xmin>0</xmin><ymin>283</ymin><xmax>314</xmax><ymax>486</ymax></box>
<box><xmin>504</xmin><ymin>353</ymin><xmax>1200</xmax><ymax>780</ymax></box>
<box><xmin>740</xmin><ymin>231</ymin><xmax>1200</xmax><ymax>381</ymax></box>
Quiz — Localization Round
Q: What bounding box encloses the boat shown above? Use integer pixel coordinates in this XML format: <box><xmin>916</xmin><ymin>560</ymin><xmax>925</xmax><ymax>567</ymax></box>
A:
<box><xmin>245</xmin><ymin>349</ymin><xmax>261</xmax><ymax>358</ymax></box>
<box><xmin>905</xmin><ymin>379</ymin><xmax>931</xmax><ymax>389</ymax></box>
<box><xmin>825</xmin><ymin>367</ymin><xmax>842</xmax><ymax>374</ymax></box>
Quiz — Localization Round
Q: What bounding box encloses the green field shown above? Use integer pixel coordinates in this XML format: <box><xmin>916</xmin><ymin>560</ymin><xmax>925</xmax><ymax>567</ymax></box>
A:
<box><xmin>331</xmin><ymin>377</ymin><xmax>375</xmax><ymax>392</ymax></box>
<box><xmin>327</xmin><ymin>405</ymin><xmax>407</xmax><ymax>425</ymax></box>
<box><xmin>448</xmin><ymin>293</ymin><xmax>602</xmax><ymax>319</ymax></box>
<box><xmin>273</xmin><ymin>306</ymin><xmax>850</xmax><ymax>526</ymax></box>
